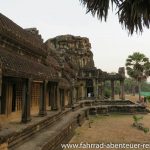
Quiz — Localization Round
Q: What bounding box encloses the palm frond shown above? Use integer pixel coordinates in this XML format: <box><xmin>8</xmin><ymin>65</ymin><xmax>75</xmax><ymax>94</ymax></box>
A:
<box><xmin>80</xmin><ymin>0</ymin><xmax>150</xmax><ymax>34</ymax></box>
<box><xmin>117</xmin><ymin>0</ymin><xmax>150</xmax><ymax>34</ymax></box>
<box><xmin>80</xmin><ymin>0</ymin><xmax>120</xmax><ymax>21</ymax></box>
<box><xmin>126</xmin><ymin>52</ymin><xmax>150</xmax><ymax>80</ymax></box>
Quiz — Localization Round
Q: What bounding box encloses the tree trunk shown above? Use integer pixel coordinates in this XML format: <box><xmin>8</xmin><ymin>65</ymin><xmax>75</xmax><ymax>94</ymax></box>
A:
<box><xmin>138</xmin><ymin>81</ymin><xmax>141</xmax><ymax>101</ymax></box>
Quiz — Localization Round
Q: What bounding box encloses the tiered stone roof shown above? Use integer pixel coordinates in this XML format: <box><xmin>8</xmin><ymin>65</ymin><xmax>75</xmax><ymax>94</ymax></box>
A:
<box><xmin>0</xmin><ymin>13</ymin><xmax>47</xmax><ymax>57</ymax></box>
<box><xmin>0</xmin><ymin>13</ymin><xmax>125</xmax><ymax>84</ymax></box>
<box><xmin>0</xmin><ymin>46</ymin><xmax>56</xmax><ymax>80</ymax></box>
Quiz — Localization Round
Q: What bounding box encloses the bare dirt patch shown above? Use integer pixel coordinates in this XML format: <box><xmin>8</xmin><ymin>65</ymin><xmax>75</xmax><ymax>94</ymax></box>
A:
<box><xmin>69</xmin><ymin>114</ymin><xmax>150</xmax><ymax>150</ymax></box>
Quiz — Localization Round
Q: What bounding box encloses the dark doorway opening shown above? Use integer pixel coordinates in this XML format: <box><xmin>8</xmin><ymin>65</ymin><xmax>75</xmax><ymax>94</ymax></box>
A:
<box><xmin>86</xmin><ymin>79</ymin><xmax>94</xmax><ymax>97</ymax></box>
<box><xmin>87</xmin><ymin>87</ymin><xmax>94</xmax><ymax>97</ymax></box>
<box><xmin>0</xmin><ymin>83</ymin><xmax>6</xmax><ymax>114</ymax></box>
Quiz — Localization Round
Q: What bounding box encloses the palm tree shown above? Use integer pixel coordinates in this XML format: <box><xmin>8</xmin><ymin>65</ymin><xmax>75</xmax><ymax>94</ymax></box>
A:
<box><xmin>126</xmin><ymin>52</ymin><xmax>150</xmax><ymax>101</ymax></box>
<box><xmin>80</xmin><ymin>0</ymin><xmax>150</xmax><ymax>34</ymax></box>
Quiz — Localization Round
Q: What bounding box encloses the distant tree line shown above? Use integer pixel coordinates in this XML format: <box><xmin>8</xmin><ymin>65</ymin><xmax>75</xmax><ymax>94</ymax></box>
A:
<box><xmin>104</xmin><ymin>78</ymin><xmax>150</xmax><ymax>98</ymax></box>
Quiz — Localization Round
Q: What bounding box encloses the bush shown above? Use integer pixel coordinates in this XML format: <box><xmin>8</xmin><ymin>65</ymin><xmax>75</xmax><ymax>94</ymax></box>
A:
<box><xmin>133</xmin><ymin>115</ymin><xmax>143</xmax><ymax>124</ymax></box>
<box><xmin>132</xmin><ymin>115</ymin><xmax>149</xmax><ymax>134</ymax></box>
<box><xmin>104</xmin><ymin>89</ymin><xmax>111</xmax><ymax>98</ymax></box>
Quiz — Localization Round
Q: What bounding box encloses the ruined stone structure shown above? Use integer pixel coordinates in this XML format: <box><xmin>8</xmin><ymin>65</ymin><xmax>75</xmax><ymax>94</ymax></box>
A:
<box><xmin>46</xmin><ymin>35</ymin><xmax>125</xmax><ymax>102</ymax></box>
<box><xmin>0</xmin><ymin>13</ymin><xmax>147</xmax><ymax>150</ymax></box>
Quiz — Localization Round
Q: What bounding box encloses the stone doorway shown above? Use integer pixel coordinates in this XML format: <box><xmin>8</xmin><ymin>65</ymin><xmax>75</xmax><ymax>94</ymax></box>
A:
<box><xmin>86</xmin><ymin>79</ymin><xmax>94</xmax><ymax>98</ymax></box>
<box><xmin>87</xmin><ymin>87</ymin><xmax>94</xmax><ymax>97</ymax></box>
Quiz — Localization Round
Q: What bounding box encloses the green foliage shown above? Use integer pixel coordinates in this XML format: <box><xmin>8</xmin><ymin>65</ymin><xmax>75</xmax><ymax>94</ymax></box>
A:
<box><xmin>143</xmin><ymin>127</ymin><xmax>149</xmax><ymax>134</ymax></box>
<box><xmin>126</xmin><ymin>52</ymin><xmax>150</xmax><ymax>81</ymax></box>
<box><xmin>103</xmin><ymin>81</ymin><xmax>111</xmax><ymax>98</ymax></box>
<box><xmin>126</xmin><ymin>52</ymin><xmax>150</xmax><ymax>100</ymax></box>
<box><xmin>124</xmin><ymin>79</ymin><xmax>150</xmax><ymax>94</ymax></box>
<box><xmin>89</xmin><ymin>116</ymin><xmax>94</xmax><ymax>123</ymax></box>
<box><xmin>104</xmin><ymin>89</ymin><xmax>111</xmax><ymax>98</ymax></box>
<box><xmin>80</xmin><ymin>0</ymin><xmax>150</xmax><ymax>34</ymax></box>
<box><xmin>146</xmin><ymin>96</ymin><xmax>150</xmax><ymax>102</ymax></box>
<box><xmin>132</xmin><ymin>115</ymin><xmax>149</xmax><ymax>134</ymax></box>
<box><xmin>89</xmin><ymin>118</ymin><xmax>94</xmax><ymax>124</ymax></box>
<box><xmin>133</xmin><ymin>115</ymin><xmax>143</xmax><ymax>124</ymax></box>
<box><xmin>141</xmin><ymin>82</ymin><xmax>150</xmax><ymax>92</ymax></box>
<box><xmin>103</xmin><ymin>77</ymin><xmax>150</xmax><ymax>96</ymax></box>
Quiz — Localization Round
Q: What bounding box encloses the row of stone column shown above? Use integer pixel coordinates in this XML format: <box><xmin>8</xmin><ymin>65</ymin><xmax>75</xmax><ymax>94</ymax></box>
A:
<box><xmin>97</xmin><ymin>79</ymin><xmax>125</xmax><ymax>100</ymax></box>
<box><xmin>111</xmin><ymin>79</ymin><xmax>125</xmax><ymax>100</ymax></box>
<box><xmin>76</xmin><ymin>79</ymin><xmax>125</xmax><ymax>100</ymax></box>
<box><xmin>21</xmin><ymin>79</ymin><xmax>60</xmax><ymax>123</ymax></box>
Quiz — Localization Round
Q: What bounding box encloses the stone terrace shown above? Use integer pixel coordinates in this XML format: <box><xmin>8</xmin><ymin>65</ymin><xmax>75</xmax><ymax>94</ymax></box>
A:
<box><xmin>0</xmin><ymin>99</ymin><xmax>149</xmax><ymax>150</ymax></box>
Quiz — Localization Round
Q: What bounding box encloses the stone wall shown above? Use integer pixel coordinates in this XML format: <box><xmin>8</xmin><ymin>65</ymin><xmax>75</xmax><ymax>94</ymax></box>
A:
<box><xmin>45</xmin><ymin>35</ymin><xmax>95</xmax><ymax>69</ymax></box>
<box><xmin>40</xmin><ymin>111</ymin><xmax>86</xmax><ymax>150</ymax></box>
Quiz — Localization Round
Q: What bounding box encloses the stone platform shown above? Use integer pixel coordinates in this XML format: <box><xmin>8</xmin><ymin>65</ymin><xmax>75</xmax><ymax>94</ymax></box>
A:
<box><xmin>89</xmin><ymin>104</ymin><xmax>149</xmax><ymax>115</ymax></box>
<box><xmin>0</xmin><ymin>99</ymin><xmax>149</xmax><ymax>150</ymax></box>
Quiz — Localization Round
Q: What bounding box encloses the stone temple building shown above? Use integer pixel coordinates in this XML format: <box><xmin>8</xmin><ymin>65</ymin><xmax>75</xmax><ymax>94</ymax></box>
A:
<box><xmin>0</xmin><ymin>13</ymin><xmax>125</xmax><ymax>122</ymax></box>
<box><xmin>1</xmin><ymin>13</ymin><xmax>146</xmax><ymax>150</ymax></box>
<box><xmin>45</xmin><ymin>35</ymin><xmax>125</xmax><ymax>101</ymax></box>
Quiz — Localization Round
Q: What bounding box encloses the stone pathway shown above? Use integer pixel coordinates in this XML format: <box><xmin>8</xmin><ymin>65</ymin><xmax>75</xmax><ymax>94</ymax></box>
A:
<box><xmin>1</xmin><ymin>111</ymin><xmax>60</xmax><ymax>132</ymax></box>
<box><xmin>13</xmin><ymin>108</ymin><xmax>87</xmax><ymax>150</ymax></box>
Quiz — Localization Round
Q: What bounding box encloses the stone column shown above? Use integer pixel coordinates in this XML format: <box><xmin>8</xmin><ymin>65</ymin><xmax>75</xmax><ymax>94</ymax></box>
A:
<box><xmin>56</xmin><ymin>85</ymin><xmax>61</xmax><ymax>111</ymax></box>
<box><xmin>101</xmin><ymin>81</ymin><xmax>105</xmax><ymax>100</ymax></box>
<box><xmin>61</xmin><ymin>89</ymin><xmax>65</xmax><ymax>110</ymax></box>
<box><xmin>53</xmin><ymin>83</ymin><xmax>60</xmax><ymax>110</ymax></box>
<box><xmin>50</xmin><ymin>84</ymin><xmax>54</xmax><ymax>110</ymax></box>
<box><xmin>39</xmin><ymin>80</ymin><xmax>47</xmax><ymax>116</ymax></box>
<box><xmin>0</xmin><ymin>67</ymin><xmax>2</xmax><ymax>114</ymax></box>
<box><xmin>81</xmin><ymin>85</ymin><xmax>84</xmax><ymax>100</ymax></box>
<box><xmin>48</xmin><ymin>84</ymin><xmax>51</xmax><ymax>107</ymax></box>
<box><xmin>83</xmin><ymin>82</ymin><xmax>86</xmax><ymax>99</ymax></box>
<box><xmin>94</xmin><ymin>79</ymin><xmax>98</xmax><ymax>99</ymax></box>
<box><xmin>76</xmin><ymin>87</ymin><xmax>78</xmax><ymax>101</ymax></box>
<box><xmin>68</xmin><ymin>90</ymin><xmax>72</xmax><ymax>107</ymax></box>
<box><xmin>72</xmin><ymin>87</ymin><xmax>75</xmax><ymax>102</ymax></box>
<box><xmin>71</xmin><ymin>79</ymin><xmax>75</xmax><ymax>106</ymax></box>
<box><xmin>70</xmin><ymin>88</ymin><xmax>73</xmax><ymax>107</ymax></box>
<box><xmin>21</xmin><ymin>78</ymin><xmax>32</xmax><ymax>123</ymax></box>
<box><xmin>73</xmin><ymin>87</ymin><xmax>76</xmax><ymax>103</ymax></box>
<box><xmin>111</xmin><ymin>80</ymin><xmax>115</xmax><ymax>100</ymax></box>
<box><xmin>52</xmin><ymin>84</ymin><xmax>57</xmax><ymax>110</ymax></box>
<box><xmin>97</xmin><ymin>86</ymin><xmax>100</xmax><ymax>99</ymax></box>
<box><xmin>120</xmin><ymin>79</ymin><xmax>125</xmax><ymax>100</ymax></box>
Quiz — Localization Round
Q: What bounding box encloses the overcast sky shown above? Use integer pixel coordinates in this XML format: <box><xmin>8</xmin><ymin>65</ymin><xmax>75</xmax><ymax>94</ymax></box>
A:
<box><xmin>1</xmin><ymin>0</ymin><xmax>150</xmax><ymax>75</ymax></box>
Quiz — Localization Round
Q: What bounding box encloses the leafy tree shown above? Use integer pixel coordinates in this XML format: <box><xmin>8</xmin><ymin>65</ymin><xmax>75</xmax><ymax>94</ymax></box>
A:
<box><xmin>141</xmin><ymin>82</ymin><xmax>150</xmax><ymax>92</ymax></box>
<box><xmin>126</xmin><ymin>52</ymin><xmax>150</xmax><ymax>100</ymax></box>
<box><xmin>80</xmin><ymin>0</ymin><xmax>150</xmax><ymax>34</ymax></box>
<box><xmin>102</xmin><ymin>77</ymin><xmax>150</xmax><ymax>98</ymax></box>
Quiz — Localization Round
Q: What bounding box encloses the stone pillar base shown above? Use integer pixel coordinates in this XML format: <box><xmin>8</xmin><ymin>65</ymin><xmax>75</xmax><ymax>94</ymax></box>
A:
<box><xmin>39</xmin><ymin>111</ymin><xmax>47</xmax><ymax>117</ymax></box>
<box><xmin>21</xmin><ymin>117</ymin><xmax>31</xmax><ymax>123</ymax></box>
